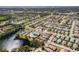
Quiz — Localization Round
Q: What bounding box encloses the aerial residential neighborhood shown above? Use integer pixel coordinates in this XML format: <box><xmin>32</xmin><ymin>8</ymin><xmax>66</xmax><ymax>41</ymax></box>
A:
<box><xmin>0</xmin><ymin>6</ymin><xmax>79</xmax><ymax>52</ymax></box>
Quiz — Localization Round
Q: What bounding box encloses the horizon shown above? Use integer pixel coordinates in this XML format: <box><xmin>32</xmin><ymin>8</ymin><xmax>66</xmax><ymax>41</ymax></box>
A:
<box><xmin>0</xmin><ymin>6</ymin><xmax>79</xmax><ymax>8</ymax></box>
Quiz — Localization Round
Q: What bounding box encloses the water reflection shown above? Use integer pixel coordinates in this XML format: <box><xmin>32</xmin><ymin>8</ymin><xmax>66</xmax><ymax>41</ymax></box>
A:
<box><xmin>1</xmin><ymin>34</ymin><xmax>23</xmax><ymax>52</ymax></box>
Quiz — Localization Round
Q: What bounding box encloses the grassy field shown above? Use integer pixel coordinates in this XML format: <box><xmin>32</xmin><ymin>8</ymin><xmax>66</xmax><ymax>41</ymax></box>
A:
<box><xmin>0</xmin><ymin>15</ymin><xmax>11</xmax><ymax>21</ymax></box>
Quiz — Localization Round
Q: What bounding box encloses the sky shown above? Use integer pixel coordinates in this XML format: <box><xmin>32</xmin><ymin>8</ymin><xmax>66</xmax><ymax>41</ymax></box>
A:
<box><xmin>0</xmin><ymin>0</ymin><xmax>79</xmax><ymax>6</ymax></box>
